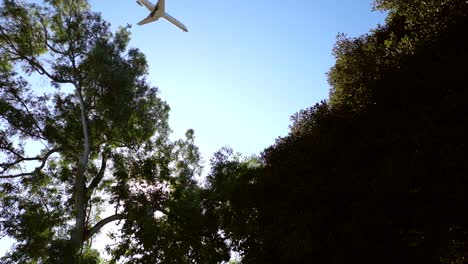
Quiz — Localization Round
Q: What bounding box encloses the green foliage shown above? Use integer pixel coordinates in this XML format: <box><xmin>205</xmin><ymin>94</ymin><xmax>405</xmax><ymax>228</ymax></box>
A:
<box><xmin>1</xmin><ymin>0</ymin><xmax>226</xmax><ymax>263</ymax></box>
<box><xmin>204</xmin><ymin>149</ymin><xmax>266</xmax><ymax>262</ymax></box>
<box><xmin>107</xmin><ymin>131</ymin><xmax>230</xmax><ymax>264</ymax></box>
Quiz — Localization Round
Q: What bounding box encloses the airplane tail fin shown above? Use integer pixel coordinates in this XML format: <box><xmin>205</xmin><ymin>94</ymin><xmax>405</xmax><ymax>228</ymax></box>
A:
<box><xmin>163</xmin><ymin>12</ymin><xmax>188</xmax><ymax>32</ymax></box>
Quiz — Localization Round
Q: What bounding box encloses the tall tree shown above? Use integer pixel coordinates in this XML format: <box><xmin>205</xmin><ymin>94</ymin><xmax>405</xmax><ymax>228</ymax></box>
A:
<box><xmin>0</xmin><ymin>0</ymin><xmax>229</xmax><ymax>263</ymax></box>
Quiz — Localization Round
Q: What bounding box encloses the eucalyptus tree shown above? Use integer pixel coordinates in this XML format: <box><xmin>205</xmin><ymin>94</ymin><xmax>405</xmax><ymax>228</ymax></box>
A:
<box><xmin>0</xmin><ymin>0</ymin><xmax>228</xmax><ymax>263</ymax></box>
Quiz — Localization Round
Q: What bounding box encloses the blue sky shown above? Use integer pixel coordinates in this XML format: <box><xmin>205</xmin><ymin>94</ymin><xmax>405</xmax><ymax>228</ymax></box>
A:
<box><xmin>90</xmin><ymin>0</ymin><xmax>386</xmax><ymax>162</ymax></box>
<box><xmin>1</xmin><ymin>0</ymin><xmax>386</xmax><ymax>257</ymax></box>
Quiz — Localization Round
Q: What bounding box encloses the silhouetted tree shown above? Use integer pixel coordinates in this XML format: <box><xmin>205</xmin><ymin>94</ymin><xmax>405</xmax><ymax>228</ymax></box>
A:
<box><xmin>206</xmin><ymin>0</ymin><xmax>468</xmax><ymax>263</ymax></box>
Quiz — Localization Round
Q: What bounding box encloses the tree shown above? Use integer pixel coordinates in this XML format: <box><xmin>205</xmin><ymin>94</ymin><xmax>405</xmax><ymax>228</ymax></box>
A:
<box><xmin>206</xmin><ymin>0</ymin><xmax>468</xmax><ymax>263</ymax></box>
<box><xmin>328</xmin><ymin>1</ymin><xmax>468</xmax><ymax>261</ymax></box>
<box><xmin>0</xmin><ymin>0</ymin><xmax>229</xmax><ymax>263</ymax></box>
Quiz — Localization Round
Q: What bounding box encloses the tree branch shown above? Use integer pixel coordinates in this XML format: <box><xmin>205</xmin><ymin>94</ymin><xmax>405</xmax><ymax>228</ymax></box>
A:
<box><xmin>0</xmin><ymin>149</ymin><xmax>45</xmax><ymax>170</ymax></box>
<box><xmin>86</xmin><ymin>150</ymin><xmax>108</xmax><ymax>196</ymax></box>
<box><xmin>38</xmin><ymin>16</ymin><xmax>68</xmax><ymax>56</ymax></box>
<box><xmin>0</xmin><ymin>27</ymin><xmax>74</xmax><ymax>85</ymax></box>
<box><xmin>6</xmin><ymin>120</ymin><xmax>44</xmax><ymax>140</ymax></box>
<box><xmin>0</xmin><ymin>147</ymin><xmax>62</xmax><ymax>179</ymax></box>
<box><xmin>28</xmin><ymin>56</ymin><xmax>75</xmax><ymax>84</ymax></box>
<box><xmin>9</xmin><ymin>89</ymin><xmax>44</xmax><ymax>135</ymax></box>
<box><xmin>83</xmin><ymin>214</ymin><xmax>125</xmax><ymax>242</ymax></box>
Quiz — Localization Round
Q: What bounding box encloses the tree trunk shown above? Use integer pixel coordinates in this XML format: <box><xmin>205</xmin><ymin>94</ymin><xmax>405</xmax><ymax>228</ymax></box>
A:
<box><xmin>69</xmin><ymin>87</ymin><xmax>91</xmax><ymax>260</ymax></box>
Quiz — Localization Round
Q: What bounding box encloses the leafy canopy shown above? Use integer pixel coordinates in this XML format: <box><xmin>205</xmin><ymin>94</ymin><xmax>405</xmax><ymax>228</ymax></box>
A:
<box><xmin>1</xmin><ymin>0</ymin><xmax>229</xmax><ymax>263</ymax></box>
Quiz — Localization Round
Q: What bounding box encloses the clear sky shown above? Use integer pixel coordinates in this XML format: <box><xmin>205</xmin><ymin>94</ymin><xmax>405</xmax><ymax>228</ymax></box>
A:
<box><xmin>1</xmin><ymin>0</ymin><xmax>386</xmax><ymax>257</ymax></box>
<box><xmin>90</xmin><ymin>0</ymin><xmax>386</xmax><ymax>162</ymax></box>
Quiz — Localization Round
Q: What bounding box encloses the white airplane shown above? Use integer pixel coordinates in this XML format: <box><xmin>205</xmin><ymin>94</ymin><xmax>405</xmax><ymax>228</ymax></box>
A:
<box><xmin>136</xmin><ymin>0</ymin><xmax>188</xmax><ymax>32</ymax></box>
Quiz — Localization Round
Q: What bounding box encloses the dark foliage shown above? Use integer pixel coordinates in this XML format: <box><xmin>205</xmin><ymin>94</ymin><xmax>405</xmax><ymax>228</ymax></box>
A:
<box><xmin>206</xmin><ymin>0</ymin><xmax>468</xmax><ymax>263</ymax></box>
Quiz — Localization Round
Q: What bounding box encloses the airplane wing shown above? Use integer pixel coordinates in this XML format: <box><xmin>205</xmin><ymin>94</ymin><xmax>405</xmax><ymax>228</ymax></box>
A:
<box><xmin>137</xmin><ymin>14</ymin><xmax>158</xmax><ymax>26</ymax></box>
<box><xmin>163</xmin><ymin>12</ymin><xmax>188</xmax><ymax>32</ymax></box>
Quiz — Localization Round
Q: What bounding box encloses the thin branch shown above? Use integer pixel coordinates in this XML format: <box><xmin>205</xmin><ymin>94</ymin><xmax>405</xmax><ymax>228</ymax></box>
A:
<box><xmin>83</xmin><ymin>214</ymin><xmax>125</xmax><ymax>242</ymax></box>
<box><xmin>0</xmin><ymin>145</ymin><xmax>26</xmax><ymax>160</ymax></box>
<box><xmin>0</xmin><ymin>148</ymin><xmax>62</xmax><ymax>179</ymax></box>
<box><xmin>9</xmin><ymin>90</ymin><xmax>44</xmax><ymax>135</ymax></box>
<box><xmin>0</xmin><ymin>146</ymin><xmax>61</xmax><ymax>164</ymax></box>
<box><xmin>28</xmin><ymin>56</ymin><xmax>75</xmax><ymax>84</ymax></box>
<box><xmin>8</xmin><ymin>120</ymin><xmax>44</xmax><ymax>139</ymax></box>
<box><xmin>0</xmin><ymin>152</ymin><xmax>43</xmax><ymax>169</ymax></box>
<box><xmin>39</xmin><ymin>16</ymin><xmax>67</xmax><ymax>56</ymax></box>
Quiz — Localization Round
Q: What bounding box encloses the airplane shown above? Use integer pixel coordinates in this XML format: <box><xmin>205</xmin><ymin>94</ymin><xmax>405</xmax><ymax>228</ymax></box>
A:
<box><xmin>135</xmin><ymin>0</ymin><xmax>188</xmax><ymax>32</ymax></box>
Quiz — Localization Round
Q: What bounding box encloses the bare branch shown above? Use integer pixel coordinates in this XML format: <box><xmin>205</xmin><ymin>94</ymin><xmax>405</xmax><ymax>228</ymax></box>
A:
<box><xmin>0</xmin><ymin>147</ymin><xmax>62</xmax><ymax>179</ymax></box>
<box><xmin>83</xmin><ymin>214</ymin><xmax>125</xmax><ymax>242</ymax></box>
<box><xmin>84</xmin><ymin>204</ymin><xmax>170</xmax><ymax>242</ymax></box>
<box><xmin>0</xmin><ymin>147</ymin><xmax>58</xmax><ymax>166</ymax></box>
<box><xmin>0</xmin><ymin>151</ymin><xmax>43</xmax><ymax>171</ymax></box>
